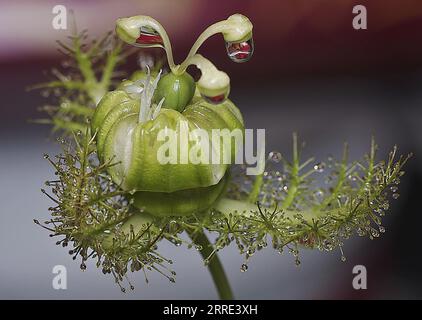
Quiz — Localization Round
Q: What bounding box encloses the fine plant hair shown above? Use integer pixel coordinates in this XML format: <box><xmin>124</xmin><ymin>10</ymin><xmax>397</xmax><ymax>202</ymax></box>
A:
<box><xmin>34</xmin><ymin>30</ymin><xmax>412</xmax><ymax>293</ymax></box>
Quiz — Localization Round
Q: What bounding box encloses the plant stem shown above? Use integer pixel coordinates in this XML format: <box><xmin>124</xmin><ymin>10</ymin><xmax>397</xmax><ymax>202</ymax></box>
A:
<box><xmin>177</xmin><ymin>21</ymin><xmax>227</xmax><ymax>74</ymax></box>
<box><xmin>281</xmin><ymin>133</ymin><xmax>300</xmax><ymax>210</ymax></box>
<box><xmin>248</xmin><ymin>174</ymin><xmax>263</xmax><ymax>203</ymax></box>
<box><xmin>186</xmin><ymin>229</ymin><xmax>233</xmax><ymax>300</ymax></box>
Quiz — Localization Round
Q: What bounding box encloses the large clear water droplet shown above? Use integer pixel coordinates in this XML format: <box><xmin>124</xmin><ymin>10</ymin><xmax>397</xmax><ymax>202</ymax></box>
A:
<box><xmin>225</xmin><ymin>38</ymin><xmax>254</xmax><ymax>63</ymax></box>
<box><xmin>136</xmin><ymin>26</ymin><xmax>163</xmax><ymax>47</ymax></box>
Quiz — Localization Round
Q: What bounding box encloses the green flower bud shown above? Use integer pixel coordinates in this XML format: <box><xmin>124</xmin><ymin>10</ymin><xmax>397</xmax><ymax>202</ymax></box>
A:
<box><xmin>95</xmin><ymin>95</ymin><xmax>243</xmax><ymax>193</ymax></box>
<box><xmin>153</xmin><ymin>72</ymin><xmax>195</xmax><ymax>112</ymax></box>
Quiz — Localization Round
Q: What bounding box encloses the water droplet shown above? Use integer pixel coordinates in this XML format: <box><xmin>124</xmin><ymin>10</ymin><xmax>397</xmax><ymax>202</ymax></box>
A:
<box><xmin>322</xmin><ymin>239</ymin><xmax>333</xmax><ymax>251</ymax></box>
<box><xmin>348</xmin><ymin>174</ymin><xmax>357</xmax><ymax>181</ymax></box>
<box><xmin>341</xmin><ymin>255</ymin><xmax>347</xmax><ymax>262</ymax></box>
<box><xmin>43</xmin><ymin>153</ymin><xmax>49</xmax><ymax>159</ymax></box>
<box><xmin>337</xmin><ymin>194</ymin><xmax>348</xmax><ymax>205</ymax></box>
<box><xmin>314</xmin><ymin>162</ymin><xmax>326</xmax><ymax>173</ymax></box>
<box><xmin>379</xmin><ymin>226</ymin><xmax>385</xmax><ymax>233</ymax></box>
<box><xmin>371</xmin><ymin>229</ymin><xmax>380</xmax><ymax>238</ymax></box>
<box><xmin>80</xmin><ymin>262</ymin><xmax>86</xmax><ymax>271</ymax></box>
<box><xmin>314</xmin><ymin>190</ymin><xmax>324</xmax><ymax>201</ymax></box>
<box><xmin>390</xmin><ymin>186</ymin><xmax>398</xmax><ymax>193</ymax></box>
<box><xmin>268</xmin><ymin>151</ymin><xmax>282</xmax><ymax>163</ymax></box>
<box><xmin>392</xmin><ymin>193</ymin><xmax>400</xmax><ymax>200</ymax></box>
<box><xmin>382</xmin><ymin>202</ymin><xmax>390</xmax><ymax>210</ymax></box>
<box><xmin>225</xmin><ymin>38</ymin><xmax>254</xmax><ymax>63</ymax></box>
<box><xmin>240</xmin><ymin>263</ymin><xmax>248</xmax><ymax>272</ymax></box>
<box><xmin>136</xmin><ymin>26</ymin><xmax>163</xmax><ymax>47</ymax></box>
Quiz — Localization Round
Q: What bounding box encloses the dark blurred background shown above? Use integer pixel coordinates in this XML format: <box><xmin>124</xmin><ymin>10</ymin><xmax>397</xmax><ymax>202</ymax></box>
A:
<box><xmin>1</xmin><ymin>0</ymin><xmax>421</xmax><ymax>299</ymax></box>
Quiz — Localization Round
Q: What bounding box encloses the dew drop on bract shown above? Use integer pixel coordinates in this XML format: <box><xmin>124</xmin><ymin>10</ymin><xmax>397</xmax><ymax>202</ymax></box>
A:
<box><xmin>392</xmin><ymin>193</ymin><xmax>400</xmax><ymax>200</ymax></box>
<box><xmin>225</xmin><ymin>38</ymin><xmax>254</xmax><ymax>63</ymax></box>
<box><xmin>136</xmin><ymin>26</ymin><xmax>164</xmax><ymax>47</ymax></box>
<box><xmin>240</xmin><ymin>263</ymin><xmax>248</xmax><ymax>272</ymax></box>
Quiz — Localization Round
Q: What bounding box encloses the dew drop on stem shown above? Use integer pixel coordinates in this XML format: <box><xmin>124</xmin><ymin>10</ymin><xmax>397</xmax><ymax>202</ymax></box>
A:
<box><xmin>268</xmin><ymin>151</ymin><xmax>282</xmax><ymax>163</ymax></box>
<box><xmin>314</xmin><ymin>162</ymin><xmax>326</xmax><ymax>173</ymax></box>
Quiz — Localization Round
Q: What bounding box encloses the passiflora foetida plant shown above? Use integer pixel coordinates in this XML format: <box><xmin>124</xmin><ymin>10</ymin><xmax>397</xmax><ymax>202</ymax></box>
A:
<box><xmin>33</xmin><ymin>13</ymin><xmax>411</xmax><ymax>299</ymax></box>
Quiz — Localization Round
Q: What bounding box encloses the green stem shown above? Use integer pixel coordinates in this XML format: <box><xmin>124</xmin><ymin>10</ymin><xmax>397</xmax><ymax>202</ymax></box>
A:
<box><xmin>177</xmin><ymin>21</ymin><xmax>227</xmax><ymax>74</ymax></box>
<box><xmin>186</xmin><ymin>229</ymin><xmax>233</xmax><ymax>300</ymax></box>
<box><xmin>248</xmin><ymin>174</ymin><xmax>263</xmax><ymax>203</ymax></box>
<box><xmin>281</xmin><ymin>133</ymin><xmax>300</xmax><ymax>210</ymax></box>
<box><xmin>318</xmin><ymin>143</ymin><xmax>348</xmax><ymax>210</ymax></box>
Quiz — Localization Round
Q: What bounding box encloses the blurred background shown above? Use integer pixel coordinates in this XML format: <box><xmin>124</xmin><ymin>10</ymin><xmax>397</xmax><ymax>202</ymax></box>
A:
<box><xmin>0</xmin><ymin>0</ymin><xmax>421</xmax><ymax>299</ymax></box>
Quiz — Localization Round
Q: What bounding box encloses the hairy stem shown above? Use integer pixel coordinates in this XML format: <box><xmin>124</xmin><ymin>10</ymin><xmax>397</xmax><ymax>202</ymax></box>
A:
<box><xmin>248</xmin><ymin>174</ymin><xmax>263</xmax><ymax>204</ymax></box>
<box><xmin>281</xmin><ymin>133</ymin><xmax>300</xmax><ymax>210</ymax></box>
<box><xmin>186</xmin><ymin>229</ymin><xmax>233</xmax><ymax>300</ymax></box>
<box><xmin>318</xmin><ymin>143</ymin><xmax>348</xmax><ymax>210</ymax></box>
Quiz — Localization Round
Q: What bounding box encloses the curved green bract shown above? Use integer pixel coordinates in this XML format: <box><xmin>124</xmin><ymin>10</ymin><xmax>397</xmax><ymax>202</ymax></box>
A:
<box><xmin>92</xmin><ymin>73</ymin><xmax>244</xmax><ymax>195</ymax></box>
<box><xmin>132</xmin><ymin>173</ymin><xmax>229</xmax><ymax>217</ymax></box>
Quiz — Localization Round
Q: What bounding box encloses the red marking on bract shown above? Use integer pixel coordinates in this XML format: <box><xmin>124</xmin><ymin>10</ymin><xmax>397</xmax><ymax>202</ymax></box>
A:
<box><xmin>206</xmin><ymin>94</ymin><xmax>225</xmax><ymax>103</ymax></box>
<box><xmin>136</xmin><ymin>33</ymin><xmax>163</xmax><ymax>45</ymax></box>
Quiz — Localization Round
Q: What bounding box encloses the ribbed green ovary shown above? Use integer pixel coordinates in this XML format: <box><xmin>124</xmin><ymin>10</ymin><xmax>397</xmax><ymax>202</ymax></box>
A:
<box><xmin>92</xmin><ymin>89</ymin><xmax>244</xmax><ymax>193</ymax></box>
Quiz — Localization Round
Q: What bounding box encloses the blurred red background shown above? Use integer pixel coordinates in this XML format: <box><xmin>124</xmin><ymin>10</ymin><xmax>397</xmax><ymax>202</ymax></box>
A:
<box><xmin>1</xmin><ymin>0</ymin><xmax>422</xmax><ymax>77</ymax></box>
